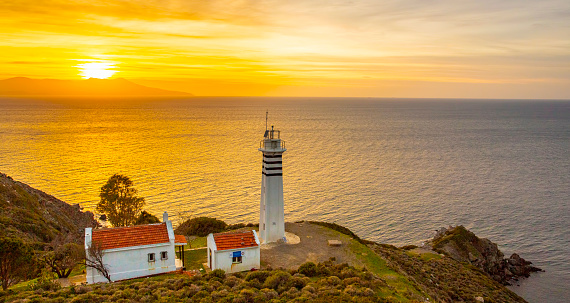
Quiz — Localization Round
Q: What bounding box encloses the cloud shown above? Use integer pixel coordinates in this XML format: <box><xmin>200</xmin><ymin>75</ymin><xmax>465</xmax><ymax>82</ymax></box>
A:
<box><xmin>0</xmin><ymin>0</ymin><xmax>568</xmax><ymax>97</ymax></box>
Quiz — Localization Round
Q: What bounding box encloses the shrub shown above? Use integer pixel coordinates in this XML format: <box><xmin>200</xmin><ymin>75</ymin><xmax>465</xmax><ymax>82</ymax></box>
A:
<box><xmin>263</xmin><ymin>271</ymin><xmax>291</xmax><ymax>290</ymax></box>
<box><xmin>400</xmin><ymin>245</ymin><xmax>418</xmax><ymax>250</ymax></box>
<box><xmin>298</xmin><ymin>262</ymin><xmax>318</xmax><ymax>277</ymax></box>
<box><xmin>175</xmin><ymin>217</ymin><xmax>228</xmax><ymax>237</ymax></box>
<box><xmin>245</xmin><ymin>270</ymin><xmax>271</xmax><ymax>283</ymax></box>
<box><xmin>208</xmin><ymin>269</ymin><xmax>226</xmax><ymax>280</ymax></box>
<box><xmin>134</xmin><ymin>211</ymin><xmax>160</xmax><ymax>225</ymax></box>
<box><xmin>289</xmin><ymin>276</ymin><xmax>308</xmax><ymax>290</ymax></box>
<box><xmin>27</xmin><ymin>269</ymin><xmax>61</xmax><ymax>292</ymax></box>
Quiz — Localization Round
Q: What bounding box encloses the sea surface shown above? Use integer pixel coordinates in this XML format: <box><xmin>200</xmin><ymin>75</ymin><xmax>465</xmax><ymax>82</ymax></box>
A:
<box><xmin>0</xmin><ymin>97</ymin><xmax>568</xmax><ymax>302</ymax></box>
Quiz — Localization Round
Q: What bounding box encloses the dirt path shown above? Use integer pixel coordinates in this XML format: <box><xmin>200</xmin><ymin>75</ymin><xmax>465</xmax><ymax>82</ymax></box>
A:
<box><xmin>260</xmin><ymin>222</ymin><xmax>364</xmax><ymax>270</ymax></box>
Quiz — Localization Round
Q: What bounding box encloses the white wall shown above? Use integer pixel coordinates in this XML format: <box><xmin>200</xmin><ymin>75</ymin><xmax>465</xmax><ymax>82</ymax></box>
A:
<box><xmin>85</xmin><ymin>217</ymin><xmax>178</xmax><ymax>284</ymax></box>
<box><xmin>207</xmin><ymin>231</ymin><xmax>261</xmax><ymax>274</ymax></box>
<box><xmin>206</xmin><ymin>234</ymin><xmax>217</xmax><ymax>270</ymax></box>
<box><xmin>86</xmin><ymin>243</ymin><xmax>176</xmax><ymax>284</ymax></box>
<box><xmin>212</xmin><ymin>246</ymin><xmax>260</xmax><ymax>274</ymax></box>
<box><xmin>259</xmin><ymin>139</ymin><xmax>286</xmax><ymax>244</ymax></box>
<box><xmin>260</xmin><ymin>172</ymin><xmax>285</xmax><ymax>243</ymax></box>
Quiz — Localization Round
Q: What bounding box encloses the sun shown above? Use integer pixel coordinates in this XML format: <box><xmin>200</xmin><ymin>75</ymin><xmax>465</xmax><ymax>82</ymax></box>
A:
<box><xmin>77</xmin><ymin>61</ymin><xmax>118</xmax><ymax>79</ymax></box>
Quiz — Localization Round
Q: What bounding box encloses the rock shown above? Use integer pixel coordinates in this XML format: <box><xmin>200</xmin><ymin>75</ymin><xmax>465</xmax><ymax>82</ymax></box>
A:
<box><xmin>428</xmin><ymin>225</ymin><xmax>542</xmax><ymax>285</ymax></box>
<box><xmin>328</xmin><ymin>240</ymin><xmax>342</xmax><ymax>246</ymax></box>
<box><xmin>475</xmin><ymin>296</ymin><xmax>485</xmax><ymax>302</ymax></box>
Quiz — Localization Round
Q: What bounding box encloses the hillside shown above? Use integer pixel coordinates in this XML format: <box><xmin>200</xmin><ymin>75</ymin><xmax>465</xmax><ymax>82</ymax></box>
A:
<box><xmin>0</xmin><ymin>172</ymin><xmax>98</xmax><ymax>244</ymax></box>
<box><xmin>0</xmin><ymin>77</ymin><xmax>192</xmax><ymax>96</ymax></box>
<box><xmin>0</xmin><ymin>221</ymin><xmax>529</xmax><ymax>302</ymax></box>
<box><xmin>0</xmin><ymin>176</ymin><xmax>531</xmax><ymax>302</ymax></box>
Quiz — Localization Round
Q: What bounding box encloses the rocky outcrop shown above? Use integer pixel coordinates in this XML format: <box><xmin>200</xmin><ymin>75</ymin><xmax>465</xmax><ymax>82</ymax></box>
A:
<box><xmin>429</xmin><ymin>226</ymin><xmax>542</xmax><ymax>285</ymax></box>
<box><xmin>0</xmin><ymin>172</ymin><xmax>98</xmax><ymax>244</ymax></box>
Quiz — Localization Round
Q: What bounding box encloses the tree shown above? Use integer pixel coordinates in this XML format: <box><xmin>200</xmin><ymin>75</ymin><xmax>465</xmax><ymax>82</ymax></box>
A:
<box><xmin>43</xmin><ymin>242</ymin><xmax>85</xmax><ymax>278</ymax></box>
<box><xmin>85</xmin><ymin>240</ymin><xmax>112</xmax><ymax>282</ymax></box>
<box><xmin>174</xmin><ymin>217</ymin><xmax>228</xmax><ymax>237</ymax></box>
<box><xmin>0</xmin><ymin>237</ymin><xmax>35</xmax><ymax>290</ymax></box>
<box><xmin>134</xmin><ymin>210</ymin><xmax>160</xmax><ymax>225</ymax></box>
<box><xmin>97</xmin><ymin>174</ymin><xmax>145</xmax><ymax>227</ymax></box>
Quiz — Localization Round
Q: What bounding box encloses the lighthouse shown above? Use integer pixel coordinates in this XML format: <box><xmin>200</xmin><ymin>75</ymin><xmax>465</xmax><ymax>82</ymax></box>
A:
<box><xmin>259</xmin><ymin>124</ymin><xmax>286</xmax><ymax>244</ymax></box>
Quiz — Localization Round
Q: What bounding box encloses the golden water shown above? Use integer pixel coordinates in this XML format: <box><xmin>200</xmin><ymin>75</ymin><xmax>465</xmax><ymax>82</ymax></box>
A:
<box><xmin>1</xmin><ymin>97</ymin><xmax>568</xmax><ymax>302</ymax></box>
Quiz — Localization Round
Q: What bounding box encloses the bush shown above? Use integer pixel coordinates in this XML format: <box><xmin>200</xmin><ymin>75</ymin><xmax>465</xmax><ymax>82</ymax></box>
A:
<box><xmin>263</xmin><ymin>271</ymin><xmax>291</xmax><ymax>291</ymax></box>
<box><xmin>400</xmin><ymin>245</ymin><xmax>418</xmax><ymax>250</ymax></box>
<box><xmin>28</xmin><ymin>269</ymin><xmax>61</xmax><ymax>292</ymax></box>
<box><xmin>134</xmin><ymin>211</ymin><xmax>160</xmax><ymax>225</ymax></box>
<box><xmin>298</xmin><ymin>262</ymin><xmax>318</xmax><ymax>277</ymax></box>
<box><xmin>208</xmin><ymin>269</ymin><xmax>226</xmax><ymax>280</ymax></box>
<box><xmin>245</xmin><ymin>270</ymin><xmax>271</xmax><ymax>283</ymax></box>
<box><xmin>175</xmin><ymin>217</ymin><xmax>228</xmax><ymax>237</ymax></box>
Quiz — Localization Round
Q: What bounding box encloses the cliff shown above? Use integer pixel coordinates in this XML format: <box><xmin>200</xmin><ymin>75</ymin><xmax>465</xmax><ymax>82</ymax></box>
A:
<box><xmin>428</xmin><ymin>225</ymin><xmax>542</xmax><ymax>285</ymax></box>
<box><xmin>0</xmin><ymin>172</ymin><xmax>98</xmax><ymax>244</ymax></box>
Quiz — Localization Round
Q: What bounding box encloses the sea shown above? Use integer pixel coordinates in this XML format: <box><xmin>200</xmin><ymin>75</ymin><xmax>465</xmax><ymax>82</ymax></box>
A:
<box><xmin>0</xmin><ymin>97</ymin><xmax>568</xmax><ymax>302</ymax></box>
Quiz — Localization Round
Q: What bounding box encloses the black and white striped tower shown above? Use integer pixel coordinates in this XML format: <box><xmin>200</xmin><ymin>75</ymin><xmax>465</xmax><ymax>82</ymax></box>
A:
<box><xmin>259</xmin><ymin>125</ymin><xmax>286</xmax><ymax>244</ymax></box>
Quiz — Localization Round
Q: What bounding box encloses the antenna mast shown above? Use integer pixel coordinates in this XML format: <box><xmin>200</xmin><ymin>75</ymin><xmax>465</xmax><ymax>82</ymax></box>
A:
<box><xmin>263</xmin><ymin>110</ymin><xmax>269</xmax><ymax>138</ymax></box>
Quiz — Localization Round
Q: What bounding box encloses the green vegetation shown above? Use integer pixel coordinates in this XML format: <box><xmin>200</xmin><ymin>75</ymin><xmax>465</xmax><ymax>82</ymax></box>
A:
<box><xmin>97</xmin><ymin>174</ymin><xmax>145</xmax><ymax>227</ymax></box>
<box><xmin>227</xmin><ymin>222</ymin><xmax>258</xmax><ymax>230</ymax></box>
<box><xmin>0</xmin><ymin>174</ymin><xmax>532</xmax><ymax>302</ymax></box>
<box><xmin>371</xmin><ymin>244</ymin><xmax>526</xmax><ymax>302</ymax></box>
<box><xmin>328</xmin><ymin>229</ymin><xmax>426</xmax><ymax>302</ymax></box>
<box><xmin>1</xmin><ymin>260</ymin><xmax>412</xmax><ymax>303</ymax></box>
<box><xmin>431</xmin><ymin>225</ymin><xmax>474</xmax><ymax>249</ymax></box>
<box><xmin>306</xmin><ymin>221</ymin><xmax>367</xmax><ymax>243</ymax></box>
<box><xmin>175</xmin><ymin>217</ymin><xmax>228</xmax><ymax>237</ymax></box>
<box><xmin>134</xmin><ymin>211</ymin><xmax>160</xmax><ymax>225</ymax></box>
<box><xmin>186</xmin><ymin>236</ymin><xmax>207</xmax><ymax>249</ymax></box>
<box><xmin>42</xmin><ymin>242</ymin><xmax>85</xmax><ymax>278</ymax></box>
<box><xmin>0</xmin><ymin>173</ymin><xmax>74</xmax><ymax>243</ymax></box>
<box><xmin>0</xmin><ymin>237</ymin><xmax>36</xmax><ymax>290</ymax></box>
<box><xmin>183</xmin><ymin>248</ymin><xmax>207</xmax><ymax>270</ymax></box>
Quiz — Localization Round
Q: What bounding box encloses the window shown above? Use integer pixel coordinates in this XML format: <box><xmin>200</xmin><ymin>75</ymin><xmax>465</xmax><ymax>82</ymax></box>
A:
<box><xmin>232</xmin><ymin>256</ymin><xmax>242</xmax><ymax>263</ymax></box>
<box><xmin>161</xmin><ymin>251</ymin><xmax>168</xmax><ymax>260</ymax></box>
<box><xmin>148</xmin><ymin>253</ymin><xmax>155</xmax><ymax>262</ymax></box>
<box><xmin>232</xmin><ymin>251</ymin><xmax>242</xmax><ymax>264</ymax></box>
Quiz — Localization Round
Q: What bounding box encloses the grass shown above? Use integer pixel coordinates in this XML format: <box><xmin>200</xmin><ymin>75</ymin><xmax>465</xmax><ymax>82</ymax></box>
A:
<box><xmin>184</xmin><ymin>236</ymin><xmax>207</xmax><ymax>250</ymax></box>
<box><xmin>318</xmin><ymin>224</ymin><xmax>429</xmax><ymax>302</ymax></box>
<box><xmin>183</xmin><ymin>247</ymin><xmax>207</xmax><ymax>270</ymax></box>
<box><xmin>9</xmin><ymin>278</ymin><xmax>38</xmax><ymax>292</ymax></box>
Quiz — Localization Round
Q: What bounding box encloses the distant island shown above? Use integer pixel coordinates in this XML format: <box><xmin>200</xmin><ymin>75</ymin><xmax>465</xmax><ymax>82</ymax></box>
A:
<box><xmin>0</xmin><ymin>77</ymin><xmax>192</xmax><ymax>96</ymax></box>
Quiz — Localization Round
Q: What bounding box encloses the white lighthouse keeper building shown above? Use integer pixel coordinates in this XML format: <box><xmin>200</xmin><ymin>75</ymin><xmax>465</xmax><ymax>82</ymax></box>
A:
<box><xmin>259</xmin><ymin>125</ymin><xmax>287</xmax><ymax>243</ymax></box>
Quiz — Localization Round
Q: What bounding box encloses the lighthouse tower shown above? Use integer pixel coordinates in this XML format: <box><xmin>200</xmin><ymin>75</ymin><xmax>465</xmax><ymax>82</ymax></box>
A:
<box><xmin>259</xmin><ymin>124</ymin><xmax>286</xmax><ymax>244</ymax></box>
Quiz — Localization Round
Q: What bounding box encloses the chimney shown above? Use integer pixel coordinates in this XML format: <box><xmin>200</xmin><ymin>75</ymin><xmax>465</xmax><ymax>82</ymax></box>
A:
<box><xmin>163</xmin><ymin>211</ymin><xmax>169</xmax><ymax>222</ymax></box>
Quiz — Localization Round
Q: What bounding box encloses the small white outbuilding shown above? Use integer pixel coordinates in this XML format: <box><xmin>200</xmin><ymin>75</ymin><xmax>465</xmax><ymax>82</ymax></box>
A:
<box><xmin>207</xmin><ymin>230</ymin><xmax>260</xmax><ymax>273</ymax></box>
<box><xmin>84</xmin><ymin>212</ymin><xmax>187</xmax><ymax>284</ymax></box>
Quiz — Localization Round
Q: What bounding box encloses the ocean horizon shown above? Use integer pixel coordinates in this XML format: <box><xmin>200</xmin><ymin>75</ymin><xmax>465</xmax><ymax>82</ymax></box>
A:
<box><xmin>0</xmin><ymin>97</ymin><xmax>568</xmax><ymax>302</ymax></box>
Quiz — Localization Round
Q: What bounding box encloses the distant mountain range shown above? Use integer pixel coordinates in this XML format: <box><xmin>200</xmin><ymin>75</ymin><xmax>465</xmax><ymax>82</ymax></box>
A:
<box><xmin>0</xmin><ymin>77</ymin><xmax>192</xmax><ymax>96</ymax></box>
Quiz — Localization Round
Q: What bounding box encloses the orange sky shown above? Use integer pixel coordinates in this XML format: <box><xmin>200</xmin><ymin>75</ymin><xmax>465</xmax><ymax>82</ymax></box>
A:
<box><xmin>1</xmin><ymin>0</ymin><xmax>569</xmax><ymax>98</ymax></box>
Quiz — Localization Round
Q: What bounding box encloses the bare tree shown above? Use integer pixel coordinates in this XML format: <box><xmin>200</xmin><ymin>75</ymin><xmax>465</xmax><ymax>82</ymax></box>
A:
<box><xmin>42</xmin><ymin>233</ymin><xmax>85</xmax><ymax>278</ymax></box>
<box><xmin>85</xmin><ymin>241</ymin><xmax>111</xmax><ymax>282</ymax></box>
<box><xmin>174</xmin><ymin>210</ymin><xmax>193</xmax><ymax>228</ymax></box>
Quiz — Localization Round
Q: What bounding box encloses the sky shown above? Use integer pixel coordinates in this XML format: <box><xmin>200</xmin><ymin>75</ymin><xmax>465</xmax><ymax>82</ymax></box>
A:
<box><xmin>1</xmin><ymin>0</ymin><xmax>569</xmax><ymax>98</ymax></box>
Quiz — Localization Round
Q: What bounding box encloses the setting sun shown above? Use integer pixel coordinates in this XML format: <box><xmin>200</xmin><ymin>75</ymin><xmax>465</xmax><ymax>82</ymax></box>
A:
<box><xmin>77</xmin><ymin>62</ymin><xmax>117</xmax><ymax>79</ymax></box>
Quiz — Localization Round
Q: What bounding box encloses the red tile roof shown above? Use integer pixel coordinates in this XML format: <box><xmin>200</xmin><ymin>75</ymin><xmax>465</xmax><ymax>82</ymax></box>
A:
<box><xmin>213</xmin><ymin>231</ymin><xmax>258</xmax><ymax>251</ymax></box>
<box><xmin>92</xmin><ymin>223</ymin><xmax>170</xmax><ymax>250</ymax></box>
<box><xmin>174</xmin><ymin>234</ymin><xmax>187</xmax><ymax>245</ymax></box>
